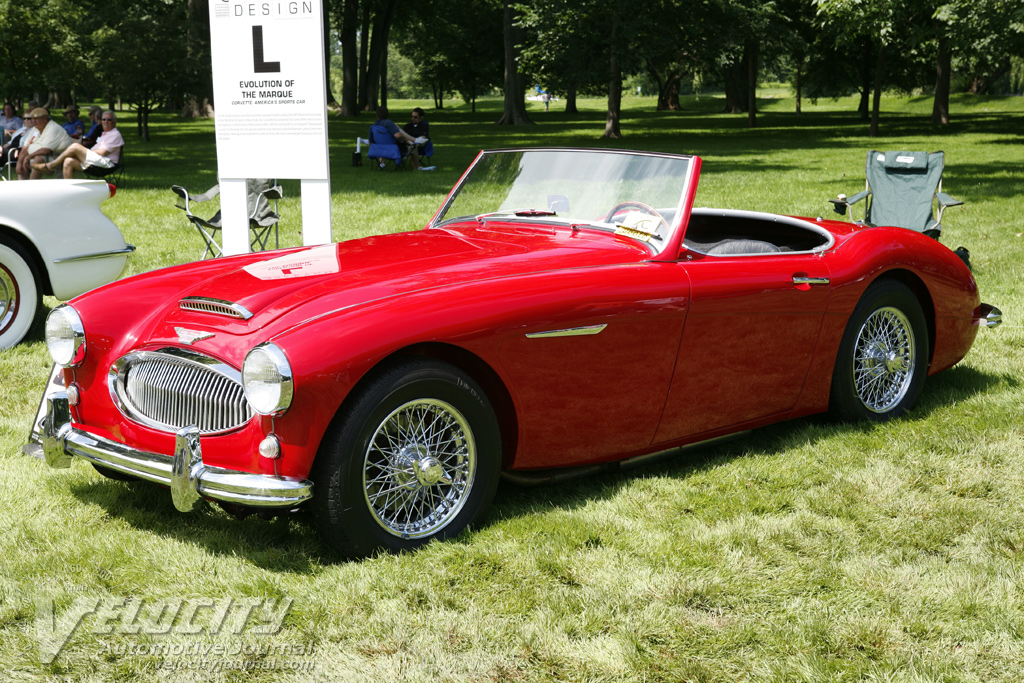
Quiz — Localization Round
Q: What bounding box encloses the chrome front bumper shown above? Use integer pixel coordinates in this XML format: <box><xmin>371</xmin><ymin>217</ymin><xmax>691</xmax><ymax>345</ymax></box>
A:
<box><xmin>41</xmin><ymin>391</ymin><xmax>313</xmax><ymax>512</ymax></box>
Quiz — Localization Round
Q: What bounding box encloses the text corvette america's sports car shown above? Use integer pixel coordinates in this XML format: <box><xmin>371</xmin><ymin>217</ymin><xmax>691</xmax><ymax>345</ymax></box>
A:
<box><xmin>36</xmin><ymin>149</ymin><xmax>1000</xmax><ymax>557</ymax></box>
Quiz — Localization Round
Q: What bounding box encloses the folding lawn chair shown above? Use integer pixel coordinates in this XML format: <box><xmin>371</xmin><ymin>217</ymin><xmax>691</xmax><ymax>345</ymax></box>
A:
<box><xmin>366</xmin><ymin>124</ymin><xmax>405</xmax><ymax>170</ymax></box>
<box><xmin>84</xmin><ymin>145</ymin><xmax>126</xmax><ymax>187</ymax></box>
<box><xmin>172</xmin><ymin>179</ymin><xmax>283</xmax><ymax>259</ymax></box>
<box><xmin>829</xmin><ymin>150</ymin><xmax>963</xmax><ymax>239</ymax></box>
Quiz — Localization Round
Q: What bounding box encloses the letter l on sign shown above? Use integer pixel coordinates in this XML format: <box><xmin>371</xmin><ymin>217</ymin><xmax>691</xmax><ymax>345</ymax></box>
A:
<box><xmin>252</xmin><ymin>26</ymin><xmax>281</xmax><ymax>73</ymax></box>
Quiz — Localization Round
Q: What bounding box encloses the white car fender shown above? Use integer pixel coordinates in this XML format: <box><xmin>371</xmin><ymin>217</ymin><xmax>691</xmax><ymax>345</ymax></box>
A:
<box><xmin>0</xmin><ymin>179</ymin><xmax>133</xmax><ymax>299</ymax></box>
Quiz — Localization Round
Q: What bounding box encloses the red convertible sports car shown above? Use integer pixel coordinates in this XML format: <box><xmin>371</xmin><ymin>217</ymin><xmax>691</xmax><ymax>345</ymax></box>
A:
<box><xmin>37</xmin><ymin>148</ymin><xmax>1001</xmax><ymax>557</ymax></box>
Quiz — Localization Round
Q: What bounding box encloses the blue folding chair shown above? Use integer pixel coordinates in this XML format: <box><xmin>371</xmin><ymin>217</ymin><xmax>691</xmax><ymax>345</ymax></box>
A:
<box><xmin>367</xmin><ymin>124</ymin><xmax>405</xmax><ymax>170</ymax></box>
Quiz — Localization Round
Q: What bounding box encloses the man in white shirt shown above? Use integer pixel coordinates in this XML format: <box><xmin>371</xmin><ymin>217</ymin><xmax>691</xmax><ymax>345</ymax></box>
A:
<box><xmin>33</xmin><ymin>110</ymin><xmax>123</xmax><ymax>179</ymax></box>
<box><xmin>17</xmin><ymin>107</ymin><xmax>72</xmax><ymax>179</ymax></box>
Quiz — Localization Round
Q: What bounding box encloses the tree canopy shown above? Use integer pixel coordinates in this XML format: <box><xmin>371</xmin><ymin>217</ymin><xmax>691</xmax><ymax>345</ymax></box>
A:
<box><xmin>2</xmin><ymin>0</ymin><xmax>1021</xmax><ymax>140</ymax></box>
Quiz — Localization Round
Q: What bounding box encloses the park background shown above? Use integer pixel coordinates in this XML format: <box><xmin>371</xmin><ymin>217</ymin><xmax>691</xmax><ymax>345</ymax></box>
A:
<box><xmin>2</xmin><ymin>0</ymin><xmax>1024</xmax><ymax>681</ymax></box>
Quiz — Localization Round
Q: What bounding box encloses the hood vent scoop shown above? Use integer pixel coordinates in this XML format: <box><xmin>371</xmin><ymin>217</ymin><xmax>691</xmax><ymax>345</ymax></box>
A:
<box><xmin>179</xmin><ymin>297</ymin><xmax>253</xmax><ymax>320</ymax></box>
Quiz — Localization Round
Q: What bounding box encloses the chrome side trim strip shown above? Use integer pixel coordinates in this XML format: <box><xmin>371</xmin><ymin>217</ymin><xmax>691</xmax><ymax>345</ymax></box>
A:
<box><xmin>179</xmin><ymin>297</ymin><xmax>254</xmax><ymax>320</ymax></box>
<box><xmin>526</xmin><ymin>324</ymin><xmax>608</xmax><ymax>339</ymax></box>
<box><xmin>52</xmin><ymin>245</ymin><xmax>136</xmax><ymax>264</ymax></box>
<box><xmin>42</xmin><ymin>391</ymin><xmax>313</xmax><ymax>510</ymax></box>
<box><xmin>792</xmin><ymin>276</ymin><xmax>830</xmax><ymax>286</ymax></box>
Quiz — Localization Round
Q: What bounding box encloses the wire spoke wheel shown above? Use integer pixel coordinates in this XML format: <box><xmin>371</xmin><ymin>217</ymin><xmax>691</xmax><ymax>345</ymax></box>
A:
<box><xmin>830</xmin><ymin>280</ymin><xmax>927</xmax><ymax>423</ymax></box>
<box><xmin>852</xmin><ymin>307</ymin><xmax>916</xmax><ymax>413</ymax></box>
<box><xmin>363</xmin><ymin>399</ymin><xmax>476</xmax><ymax>539</ymax></box>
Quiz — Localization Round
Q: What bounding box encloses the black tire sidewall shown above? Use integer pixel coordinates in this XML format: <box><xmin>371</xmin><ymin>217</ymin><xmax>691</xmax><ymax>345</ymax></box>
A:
<box><xmin>311</xmin><ymin>359</ymin><xmax>501</xmax><ymax>558</ymax></box>
<box><xmin>829</xmin><ymin>280</ymin><xmax>929</xmax><ymax>423</ymax></box>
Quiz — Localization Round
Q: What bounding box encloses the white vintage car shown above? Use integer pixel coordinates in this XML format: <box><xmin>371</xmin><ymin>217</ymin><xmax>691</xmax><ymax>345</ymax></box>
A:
<box><xmin>0</xmin><ymin>179</ymin><xmax>133</xmax><ymax>348</ymax></box>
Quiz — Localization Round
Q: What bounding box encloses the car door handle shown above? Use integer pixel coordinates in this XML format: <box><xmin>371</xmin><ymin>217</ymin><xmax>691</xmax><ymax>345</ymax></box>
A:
<box><xmin>792</xmin><ymin>275</ymin><xmax>830</xmax><ymax>286</ymax></box>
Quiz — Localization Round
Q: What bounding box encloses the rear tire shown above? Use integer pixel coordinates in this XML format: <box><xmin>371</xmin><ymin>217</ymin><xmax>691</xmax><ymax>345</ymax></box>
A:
<box><xmin>0</xmin><ymin>238</ymin><xmax>41</xmax><ymax>349</ymax></box>
<box><xmin>829</xmin><ymin>280</ymin><xmax>928</xmax><ymax>422</ymax></box>
<box><xmin>310</xmin><ymin>359</ymin><xmax>501</xmax><ymax>558</ymax></box>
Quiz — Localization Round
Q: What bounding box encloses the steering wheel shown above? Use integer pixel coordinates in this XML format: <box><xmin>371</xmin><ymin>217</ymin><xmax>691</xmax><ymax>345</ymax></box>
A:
<box><xmin>604</xmin><ymin>201</ymin><xmax>668</xmax><ymax>233</ymax></box>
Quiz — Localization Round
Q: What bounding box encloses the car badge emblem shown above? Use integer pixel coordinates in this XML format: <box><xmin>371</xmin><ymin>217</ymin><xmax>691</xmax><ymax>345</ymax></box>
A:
<box><xmin>175</xmin><ymin>327</ymin><xmax>214</xmax><ymax>345</ymax></box>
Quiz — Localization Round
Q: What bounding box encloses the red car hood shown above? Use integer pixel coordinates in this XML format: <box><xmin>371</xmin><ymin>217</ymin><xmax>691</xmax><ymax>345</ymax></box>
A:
<box><xmin>82</xmin><ymin>224</ymin><xmax>651</xmax><ymax>351</ymax></box>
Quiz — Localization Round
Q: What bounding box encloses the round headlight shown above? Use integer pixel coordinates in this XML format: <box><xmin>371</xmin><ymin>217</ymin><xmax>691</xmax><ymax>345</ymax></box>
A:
<box><xmin>45</xmin><ymin>305</ymin><xmax>86</xmax><ymax>367</ymax></box>
<box><xmin>242</xmin><ymin>343</ymin><xmax>293</xmax><ymax>416</ymax></box>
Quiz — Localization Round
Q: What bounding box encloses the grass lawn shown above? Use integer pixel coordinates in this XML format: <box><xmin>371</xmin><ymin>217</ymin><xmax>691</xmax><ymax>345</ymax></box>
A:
<box><xmin>1</xmin><ymin>91</ymin><xmax>1022</xmax><ymax>682</ymax></box>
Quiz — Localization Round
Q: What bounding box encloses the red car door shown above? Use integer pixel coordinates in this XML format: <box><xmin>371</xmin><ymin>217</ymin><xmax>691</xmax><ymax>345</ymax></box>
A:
<box><xmin>493</xmin><ymin>262</ymin><xmax>690</xmax><ymax>469</ymax></box>
<box><xmin>653</xmin><ymin>254</ymin><xmax>831</xmax><ymax>444</ymax></box>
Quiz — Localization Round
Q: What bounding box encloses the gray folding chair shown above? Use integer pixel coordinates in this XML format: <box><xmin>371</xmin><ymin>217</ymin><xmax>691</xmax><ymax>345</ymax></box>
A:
<box><xmin>829</xmin><ymin>151</ymin><xmax>963</xmax><ymax>239</ymax></box>
<box><xmin>172</xmin><ymin>179</ymin><xmax>282</xmax><ymax>259</ymax></box>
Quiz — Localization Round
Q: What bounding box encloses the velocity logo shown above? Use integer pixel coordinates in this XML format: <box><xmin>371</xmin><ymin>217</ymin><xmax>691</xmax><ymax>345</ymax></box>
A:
<box><xmin>34</xmin><ymin>596</ymin><xmax>292</xmax><ymax>664</ymax></box>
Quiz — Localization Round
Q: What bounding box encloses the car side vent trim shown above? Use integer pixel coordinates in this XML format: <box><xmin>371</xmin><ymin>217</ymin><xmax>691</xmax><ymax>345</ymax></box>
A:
<box><xmin>526</xmin><ymin>324</ymin><xmax>607</xmax><ymax>339</ymax></box>
<box><xmin>179</xmin><ymin>297</ymin><xmax>253</xmax><ymax>320</ymax></box>
<box><xmin>109</xmin><ymin>348</ymin><xmax>254</xmax><ymax>435</ymax></box>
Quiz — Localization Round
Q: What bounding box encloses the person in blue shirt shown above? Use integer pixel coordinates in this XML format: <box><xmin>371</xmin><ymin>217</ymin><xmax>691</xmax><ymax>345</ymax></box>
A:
<box><xmin>81</xmin><ymin>106</ymin><xmax>102</xmax><ymax>148</ymax></box>
<box><xmin>373</xmin><ymin>106</ymin><xmax>431</xmax><ymax>169</ymax></box>
<box><xmin>61</xmin><ymin>105</ymin><xmax>85</xmax><ymax>139</ymax></box>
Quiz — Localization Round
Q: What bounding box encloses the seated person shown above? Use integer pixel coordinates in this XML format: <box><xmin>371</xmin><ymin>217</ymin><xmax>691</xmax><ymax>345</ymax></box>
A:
<box><xmin>2</xmin><ymin>114</ymin><xmax>33</xmax><ymax>165</ymax></box>
<box><xmin>374</xmin><ymin>106</ymin><xmax>425</xmax><ymax>169</ymax></box>
<box><xmin>17</xmin><ymin>108</ymin><xmax>73</xmax><ymax>180</ymax></box>
<box><xmin>401</xmin><ymin>107</ymin><xmax>433</xmax><ymax>171</ymax></box>
<box><xmin>33</xmin><ymin>110</ymin><xmax>121</xmax><ymax>179</ymax></box>
<box><xmin>61</xmin><ymin>105</ymin><xmax>85</xmax><ymax>139</ymax></box>
<box><xmin>80</xmin><ymin>106</ymin><xmax>103</xmax><ymax>148</ymax></box>
<box><xmin>0</xmin><ymin>103</ymin><xmax>22</xmax><ymax>134</ymax></box>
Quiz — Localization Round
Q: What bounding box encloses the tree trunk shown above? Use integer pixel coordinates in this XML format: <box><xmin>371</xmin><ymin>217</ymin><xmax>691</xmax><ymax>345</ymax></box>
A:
<box><xmin>870</xmin><ymin>43</ymin><xmax>884</xmax><ymax>138</ymax></box>
<box><xmin>746</xmin><ymin>41</ymin><xmax>757</xmax><ymax>128</ymax></box>
<box><xmin>363</xmin><ymin>0</ymin><xmax>398</xmax><ymax>112</ymax></box>
<box><xmin>180</xmin><ymin>0</ymin><xmax>213</xmax><ymax>118</ymax></box>
<box><xmin>723</xmin><ymin>59</ymin><xmax>747</xmax><ymax>113</ymax></box>
<box><xmin>794</xmin><ymin>55</ymin><xmax>804</xmax><ymax>116</ymax></box>
<box><xmin>564</xmin><ymin>83</ymin><xmax>578</xmax><ymax>113</ymax></box>
<box><xmin>603</xmin><ymin>12</ymin><xmax>622</xmax><ymax>138</ymax></box>
<box><xmin>931</xmin><ymin>24</ymin><xmax>950</xmax><ymax>125</ymax></box>
<box><xmin>357</xmin><ymin>1</ymin><xmax>371</xmax><ymax>110</ymax></box>
<box><xmin>380</xmin><ymin>44</ymin><xmax>388</xmax><ymax>108</ymax></box>
<box><xmin>322</xmin><ymin>0</ymin><xmax>338</xmax><ymax>109</ymax></box>
<box><xmin>968</xmin><ymin>57</ymin><xmax>1011</xmax><ymax>95</ymax></box>
<box><xmin>859</xmin><ymin>42</ymin><xmax>872</xmax><ymax>120</ymax></box>
<box><xmin>647</xmin><ymin>60</ymin><xmax>680</xmax><ymax>111</ymax></box>
<box><xmin>338</xmin><ymin>0</ymin><xmax>359</xmax><ymax>116</ymax></box>
<box><xmin>495</xmin><ymin>1</ymin><xmax>533</xmax><ymax>125</ymax></box>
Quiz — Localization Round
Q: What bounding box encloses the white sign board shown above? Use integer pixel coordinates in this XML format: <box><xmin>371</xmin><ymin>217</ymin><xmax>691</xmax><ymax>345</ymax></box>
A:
<box><xmin>208</xmin><ymin>0</ymin><xmax>329</xmax><ymax>180</ymax></box>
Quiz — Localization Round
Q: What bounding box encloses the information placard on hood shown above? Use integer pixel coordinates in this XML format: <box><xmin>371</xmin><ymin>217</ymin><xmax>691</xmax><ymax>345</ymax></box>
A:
<box><xmin>209</xmin><ymin>0</ymin><xmax>329</xmax><ymax>180</ymax></box>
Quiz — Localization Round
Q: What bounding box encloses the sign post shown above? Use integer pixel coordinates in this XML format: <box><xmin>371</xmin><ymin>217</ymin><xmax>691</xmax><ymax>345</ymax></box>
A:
<box><xmin>208</xmin><ymin>0</ymin><xmax>332</xmax><ymax>254</ymax></box>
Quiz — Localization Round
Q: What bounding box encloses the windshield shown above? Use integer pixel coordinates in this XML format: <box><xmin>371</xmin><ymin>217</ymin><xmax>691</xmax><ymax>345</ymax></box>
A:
<box><xmin>432</xmin><ymin>149</ymin><xmax>695</xmax><ymax>252</ymax></box>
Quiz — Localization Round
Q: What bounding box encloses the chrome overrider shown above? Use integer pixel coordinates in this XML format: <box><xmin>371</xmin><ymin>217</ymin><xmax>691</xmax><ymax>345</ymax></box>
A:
<box><xmin>42</xmin><ymin>391</ymin><xmax>313</xmax><ymax>512</ymax></box>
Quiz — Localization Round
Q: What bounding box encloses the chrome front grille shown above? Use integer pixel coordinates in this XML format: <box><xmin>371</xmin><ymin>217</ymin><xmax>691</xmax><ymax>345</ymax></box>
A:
<box><xmin>109</xmin><ymin>349</ymin><xmax>253</xmax><ymax>434</ymax></box>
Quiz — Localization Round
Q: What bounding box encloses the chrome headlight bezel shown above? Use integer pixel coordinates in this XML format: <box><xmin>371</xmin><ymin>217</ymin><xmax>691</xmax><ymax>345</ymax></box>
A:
<box><xmin>241</xmin><ymin>343</ymin><xmax>294</xmax><ymax>416</ymax></box>
<box><xmin>45</xmin><ymin>305</ymin><xmax>86</xmax><ymax>368</ymax></box>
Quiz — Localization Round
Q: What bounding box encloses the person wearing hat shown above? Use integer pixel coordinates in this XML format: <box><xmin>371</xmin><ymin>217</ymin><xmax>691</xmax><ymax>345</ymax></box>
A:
<box><xmin>16</xmin><ymin>107</ymin><xmax>72</xmax><ymax>180</ymax></box>
<box><xmin>62</xmin><ymin>105</ymin><xmax>84</xmax><ymax>139</ymax></box>
<box><xmin>33</xmin><ymin>110</ymin><xmax>122</xmax><ymax>179</ymax></box>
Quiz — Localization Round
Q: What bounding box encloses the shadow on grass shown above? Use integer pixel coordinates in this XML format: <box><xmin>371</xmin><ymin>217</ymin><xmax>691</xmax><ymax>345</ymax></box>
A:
<box><xmin>58</xmin><ymin>365</ymin><xmax>1004</xmax><ymax>567</ymax></box>
<box><xmin>490</xmin><ymin>364</ymin><xmax>1006</xmax><ymax>520</ymax></box>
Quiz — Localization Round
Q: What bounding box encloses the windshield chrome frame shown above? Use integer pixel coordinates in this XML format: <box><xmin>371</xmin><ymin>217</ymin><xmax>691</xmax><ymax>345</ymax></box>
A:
<box><xmin>427</xmin><ymin>148</ymin><xmax>700</xmax><ymax>259</ymax></box>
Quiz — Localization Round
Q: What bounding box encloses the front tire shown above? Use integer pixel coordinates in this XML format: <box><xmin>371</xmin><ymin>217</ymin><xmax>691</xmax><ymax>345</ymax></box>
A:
<box><xmin>311</xmin><ymin>359</ymin><xmax>501</xmax><ymax>558</ymax></box>
<box><xmin>829</xmin><ymin>280</ymin><xmax>928</xmax><ymax>422</ymax></box>
<box><xmin>0</xmin><ymin>238</ymin><xmax>41</xmax><ymax>349</ymax></box>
